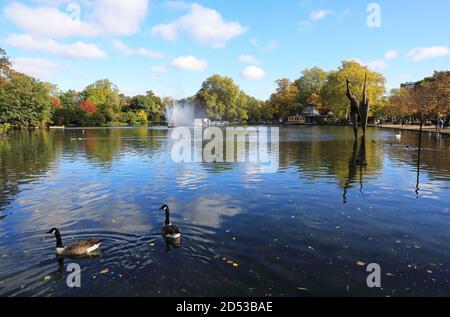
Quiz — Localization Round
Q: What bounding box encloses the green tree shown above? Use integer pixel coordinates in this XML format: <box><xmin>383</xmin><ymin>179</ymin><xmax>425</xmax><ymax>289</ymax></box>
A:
<box><xmin>145</xmin><ymin>90</ymin><xmax>165</xmax><ymax>123</ymax></box>
<box><xmin>83</xmin><ymin>79</ymin><xmax>120</xmax><ymax>121</ymax></box>
<box><xmin>0</xmin><ymin>48</ymin><xmax>13</xmax><ymax>82</ymax></box>
<box><xmin>60</xmin><ymin>89</ymin><xmax>82</xmax><ymax>110</ymax></box>
<box><xmin>195</xmin><ymin>75</ymin><xmax>241</xmax><ymax>121</ymax></box>
<box><xmin>294</xmin><ymin>67</ymin><xmax>328</xmax><ymax>108</ymax></box>
<box><xmin>0</xmin><ymin>73</ymin><xmax>53</xmax><ymax>128</ymax></box>
<box><xmin>321</xmin><ymin>60</ymin><xmax>386</xmax><ymax>119</ymax></box>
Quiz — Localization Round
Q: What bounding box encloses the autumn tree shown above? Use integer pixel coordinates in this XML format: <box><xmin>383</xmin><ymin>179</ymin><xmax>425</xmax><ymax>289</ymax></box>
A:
<box><xmin>294</xmin><ymin>67</ymin><xmax>328</xmax><ymax>110</ymax></box>
<box><xmin>83</xmin><ymin>79</ymin><xmax>120</xmax><ymax>121</ymax></box>
<box><xmin>321</xmin><ymin>60</ymin><xmax>386</xmax><ymax>119</ymax></box>
<box><xmin>269</xmin><ymin>79</ymin><xmax>300</xmax><ymax>121</ymax></box>
<box><xmin>80</xmin><ymin>100</ymin><xmax>97</xmax><ymax>113</ymax></box>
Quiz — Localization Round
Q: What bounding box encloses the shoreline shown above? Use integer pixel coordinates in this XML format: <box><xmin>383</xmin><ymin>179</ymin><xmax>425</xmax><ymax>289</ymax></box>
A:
<box><xmin>370</xmin><ymin>124</ymin><xmax>450</xmax><ymax>135</ymax></box>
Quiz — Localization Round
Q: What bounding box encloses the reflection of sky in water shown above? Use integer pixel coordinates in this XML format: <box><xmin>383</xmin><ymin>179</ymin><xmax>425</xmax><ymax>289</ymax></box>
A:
<box><xmin>0</xmin><ymin>127</ymin><xmax>449</xmax><ymax>296</ymax></box>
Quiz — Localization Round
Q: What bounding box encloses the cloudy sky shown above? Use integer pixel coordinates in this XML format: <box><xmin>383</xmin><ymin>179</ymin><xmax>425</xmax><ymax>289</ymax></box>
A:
<box><xmin>1</xmin><ymin>0</ymin><xmax>449</xmax><ymax>99</ymax></box>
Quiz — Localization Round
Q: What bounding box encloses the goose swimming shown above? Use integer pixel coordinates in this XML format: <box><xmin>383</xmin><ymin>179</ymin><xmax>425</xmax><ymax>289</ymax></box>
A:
<box><xmin>160</xmin><ymin>205</ymin><xmax>181</xmax><ymax>239</ymax></box>
<box><xmin>47</xmin><ymin>228</ymin><xmax>102</xmax><ymax>256</ymax></box>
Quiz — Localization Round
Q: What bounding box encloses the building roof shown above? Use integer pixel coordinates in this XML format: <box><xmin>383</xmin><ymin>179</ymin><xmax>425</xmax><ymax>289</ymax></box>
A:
<box><xmin>302</xmin><ymin>105</ymin><xmax>320</xmax><ymax>116</ymax></box>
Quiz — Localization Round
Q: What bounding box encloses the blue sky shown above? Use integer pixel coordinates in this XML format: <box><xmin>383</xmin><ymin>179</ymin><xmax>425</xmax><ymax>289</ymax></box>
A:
<box><xmin>1</xmin><ymin>0</ymin><xmax>449</xmax><ymax>100</ymax></box>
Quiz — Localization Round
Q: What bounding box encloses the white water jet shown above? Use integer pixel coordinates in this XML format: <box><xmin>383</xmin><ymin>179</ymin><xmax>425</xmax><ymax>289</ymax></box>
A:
<box><xmin>165</xmin><ymin>101</ymin><xmax>205</xmax><ymax>127</ymax></box>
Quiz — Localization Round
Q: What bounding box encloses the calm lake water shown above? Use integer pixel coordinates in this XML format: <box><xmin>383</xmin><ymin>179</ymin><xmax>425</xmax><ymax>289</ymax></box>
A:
<box><xmin>0</xmin><ymin>126</ymin><xmax>449</xmax><ymax>297</ymax></box>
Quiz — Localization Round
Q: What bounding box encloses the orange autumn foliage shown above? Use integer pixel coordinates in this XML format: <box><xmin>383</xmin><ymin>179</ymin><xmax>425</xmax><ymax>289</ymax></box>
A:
<box><xmin>80</xmin><ymin>100</ymin><xmax>97</xmax><ymax>113</ymax></box>
<box><xmin>51</xmin><ymin>98</ymin><xmax>63</xmax><ymax>109</ymax></box>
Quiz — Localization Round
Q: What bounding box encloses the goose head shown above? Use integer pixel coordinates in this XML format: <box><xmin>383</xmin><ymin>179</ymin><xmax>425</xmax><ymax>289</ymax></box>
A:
<box><xmin>160</xmin><ymin>205</ymin><xmax>169</xmax><ymax>212</ymax></box>
<box><xmin>47</xmin><ymin>227</ymin><xmax>59</xmax><ymax>236</ymax></box>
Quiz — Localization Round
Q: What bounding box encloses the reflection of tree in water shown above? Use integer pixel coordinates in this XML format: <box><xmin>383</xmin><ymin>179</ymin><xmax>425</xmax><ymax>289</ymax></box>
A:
<box><xmin>277</xmin><ymin>129</ymin><xmax>383</xmax><ymax>188</ymax></box>
<box><xmin>62</xmin><ymin>128</ymin><xmax>167</xmax><ymax>168</ymax></box>
<box><xmin>343</xmin><ymin>138</ymin><xmax>368</xmax><ymax>204</ymax></box>
<box><xmin>0</xmin><ymin>130</ymin><xmax>58</xmax><ymax>211</ymax></box>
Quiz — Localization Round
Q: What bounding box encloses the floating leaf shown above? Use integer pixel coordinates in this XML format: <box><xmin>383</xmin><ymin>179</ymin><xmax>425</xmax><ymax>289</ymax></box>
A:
<box><xmin>99</xmin><ymin>268</ymin><xmax>109</xmax><ymax>274</ymax></box>
<box><xmin>426</xmin><ymin>270</ymin><xmax>433</xmax><ymax>274</ymax></box>
<box><xmin>43</xmin><ymin>275</ymin><xmax>51</xmax><ymax>281</ymax></box>
<box><xmin>297</xmin><ymin>287</ymin><xmax>309</xmax><ymax>292</ymax></box>
<box><xmin>356</xmin><ymin>261</ymin><xmax>365</xmax><ymax>267</ymax></box>
<box><xmin>232</xmin><ymin>263</ymin><xmax>239</xmax><ymax>268</ymax></box>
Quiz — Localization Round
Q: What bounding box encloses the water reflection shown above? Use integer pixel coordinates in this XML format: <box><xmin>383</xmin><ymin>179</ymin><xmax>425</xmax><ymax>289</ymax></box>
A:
<box><xmin>0</xmin><ymin>127</ymin><xmax>449</xmax><ymax>296</ymax></box>
<box><xmin>343</xmin><ymin>138</ymin><xmax>368</xmax><ymax>204</ymax></box>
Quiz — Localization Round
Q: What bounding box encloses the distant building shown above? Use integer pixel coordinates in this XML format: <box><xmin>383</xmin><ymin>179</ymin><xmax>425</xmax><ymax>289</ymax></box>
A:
<box><xmin>287</xmin><ymin>104</ymin><xmax>334</xmax><ymax>125</ymax></box>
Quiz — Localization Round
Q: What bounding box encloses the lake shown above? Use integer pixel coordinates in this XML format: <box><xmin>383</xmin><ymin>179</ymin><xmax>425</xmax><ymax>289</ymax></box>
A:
<box><xmin>0</xmin><ymin>126</ymin><xmax>449</xmax><ymax>297</ymax></box>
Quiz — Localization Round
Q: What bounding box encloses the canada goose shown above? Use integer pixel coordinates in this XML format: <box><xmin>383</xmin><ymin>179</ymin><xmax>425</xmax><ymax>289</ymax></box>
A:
<box><xmin>160</xmin><ymin>205</ymin><xmax>181</xmax><ymax>239</ymax></box>
<box><xmin>47</xmin><ymin>228</ymin><xmax>102</xmax><ymax>256</ymax></box>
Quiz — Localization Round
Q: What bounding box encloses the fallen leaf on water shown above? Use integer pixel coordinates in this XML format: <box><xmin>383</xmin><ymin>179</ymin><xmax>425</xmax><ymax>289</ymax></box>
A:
<box><xmin>99</xmin><ymin>268</ymin><xmax>109</xmax><ymax>274</ymax></box>
<box><xmin>226</xmin><ymin>260</ymin><xmax>234</xmax><ymax>265</ymax></box>
<box><xmin>426</xmin><ymin>270</ymin><xmax>433</xmax><ymax>274</ymax></box>
<box><xmin>232</xmin><ymin>263</ymin><xmax>239</xmax><ymax>268</ymax></box>
<box><xmin>386</xmin><ymin>273</ymin><xmax>395</xmax><ymax>277</ymax></box>
<box><xmin>43</xmin><ymin>275</ymin><xmax>51</xmax><ymax>281</ymax></box>
<box><xmin>356</xmin><ymin>261</ymin><xmax>365</xmax><ymax>267</ymax></box>
<box><xmin>297</xmin><ymin>287</ymin><xmax>309</xmax><ymax>292</ymax></box>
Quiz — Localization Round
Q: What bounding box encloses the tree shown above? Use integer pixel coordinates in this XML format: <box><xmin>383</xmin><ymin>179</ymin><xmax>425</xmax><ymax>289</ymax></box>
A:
<box><xmin>195</xmin><ymin>75</ymin><xmax>241</xmax><ymax>121</ymax></box>
<box><xmin>80</xmin><ymin>100</ymin><xmax>97</xmax><ymax>113</ymax></box>
<box><xmin>60</xmin><ymin>89</ymin><xmax>82</xmax><ymax>110</ymax></box>
<box><xmin>321</xmin><ymin>60</ymin><xmax>386</xmax><ymax>119</ymax></box>
<box><xmin>295</xmin><ymin>67</ymin><xmax>328</xmax><ymax>109</ymax></box>
<box><xmin>0</xmin><ymin>72</ymin><xmax>53</xmax><ymax>128</ymax></box>
<box><xmin>0</xmin><ymin>48</ymin><xmax>13</xmax><ymax>82</ymax></box>
<box><xmin>83</xmin><ymin>79</ymin><xmax>120</xmax><ymax>121</ymax></box>
<box><xmin>145</xmin><ymin>90</ymin><xmax>165</xmax><ymax>123</ymax></box>
<box><xmin>130</xmin><ymin>95</ymin><xmax>152</xmax><ymax>112</ymax></box>
<box><xmin>269</xmin><ymin>78</ymin><xmax>300</xmax><ymax>121</ymax></box>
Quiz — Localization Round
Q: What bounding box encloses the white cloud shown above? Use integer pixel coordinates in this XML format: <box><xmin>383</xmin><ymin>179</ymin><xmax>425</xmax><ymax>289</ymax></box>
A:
<box><xmin>241</xmin><ymin>66</ymin><xmax>266</xmax><ymax>80</ymax></box>
<box><xmin>152</xmin><ymin>66</ymin><xmax>166</xmax><ymax>73</ymax></box>
<box><xmin>407</xmin><ymin>46</ymin><xmax>450</xmax><ymax>61</ymax></box>
<box><xmin>113</xmin><ymin>40</ymin><xmax>162</xmax><ymax>59</ymax></box>
<box><xmin>238</xmin><ymin>55</ymin><xmax>260</xmax><ymax>65</ymax></box>
<box><xmin>13</xmin><ymin>57</ymin><xmax>60</xmax><ymax>78</ymax></box>
<box><xmin>6</xmin><ymin>34</ymin><xmax>107</xmax><ymax>59</ymax></box>
<box><xmin>250</xmin><ymin>38</ymin><xmax>279</xmax><ymax>52</ymax></box>
<box><xmin>4</xmin><ymin>0</ymin><xmax>148</xmax><ymax>39</ymax></box>
<box><xmin>171</xmin><ymin>55</ymin><xmax>207</xmax><ymax>72</ymax></box>
<box><xmin>151</xmin><ymin>3</ymin><xmax>247</xmax><ymax>48</ymax></box>
<box><xmin>310</xmin><ymin>10</ymin><xmax>332</xmax><ymax>21</ymax></box>
<box><xmin>366</xmin><ymin>59</ymin><xmax>388</xmax><ymax>70</ymax></box>
<box><xmin>385</xmin><ymin>50</ymin><xmax>398</xmax><ymax>60</ymax></box>
<box><xmin>92</xmin><ymin>0</ymin><xmax>148</xmax><ymax>36</ymax></box>
<box><xmin>4</xmin><ymin>2</ymin><xmax>99</xmax><ymax>38</ymax></box>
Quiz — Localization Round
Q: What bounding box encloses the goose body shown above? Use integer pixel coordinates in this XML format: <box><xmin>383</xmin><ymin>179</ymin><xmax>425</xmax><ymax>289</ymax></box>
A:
<box><xmin>160</xmin><ymin>205</ymin><xmax>181</xmax><ymax>239</ymax></box>
<box><xmin>48</xmin><ymin>228</ymin><xmax>102</xmax><ymax>256</ymax></box>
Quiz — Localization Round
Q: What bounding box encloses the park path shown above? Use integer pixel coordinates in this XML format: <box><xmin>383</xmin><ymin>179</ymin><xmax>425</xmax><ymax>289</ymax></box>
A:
<box><xmin>370</xmin><ymin>124</ymin><xmax>450</xmax><ymax>135</ymax></box>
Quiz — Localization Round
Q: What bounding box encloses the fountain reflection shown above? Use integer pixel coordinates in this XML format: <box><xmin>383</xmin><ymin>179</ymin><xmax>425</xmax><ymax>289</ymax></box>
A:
<box><xmin>343</xmin><ymin>138</ymin><xmax>368</xmax><ymax>204</ymax></box>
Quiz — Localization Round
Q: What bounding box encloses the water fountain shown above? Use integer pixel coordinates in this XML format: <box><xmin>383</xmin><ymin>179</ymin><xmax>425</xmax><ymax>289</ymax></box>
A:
<box><xmin>165</xmin><ymin>101</ymin><xmax>207</xmax><ymax>127</ymax></box>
